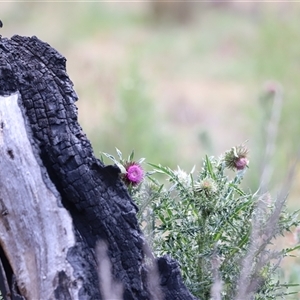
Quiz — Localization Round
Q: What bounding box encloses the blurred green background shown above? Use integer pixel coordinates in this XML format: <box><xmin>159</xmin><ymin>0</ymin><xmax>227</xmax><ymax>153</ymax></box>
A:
<box><xmin>2</xmin><ymin>2</ymin><xmax>300</xmax><ymax>295</ymax></box>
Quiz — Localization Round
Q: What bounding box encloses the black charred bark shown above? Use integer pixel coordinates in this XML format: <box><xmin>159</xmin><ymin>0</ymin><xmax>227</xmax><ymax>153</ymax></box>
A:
<box><xmin>0</xmin><ymin>35</ymin><xmax>198</xmax><ymax>300</ymax></box>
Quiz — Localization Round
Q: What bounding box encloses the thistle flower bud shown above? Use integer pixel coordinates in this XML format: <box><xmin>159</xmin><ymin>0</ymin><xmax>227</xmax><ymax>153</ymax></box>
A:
<box><xmin>173</xmin><ymin>166</ymin><xmax>192</xmax><ymax>189</ymax></box>
<box><xmin>194</xmin><ymin>178</ymin><xmax>217</xmax><ymax>196</ymax></box>
<box><xmin>224</xmin><ymin>145</ymin><xmax>249</xmax><ymax>171</ymax></box>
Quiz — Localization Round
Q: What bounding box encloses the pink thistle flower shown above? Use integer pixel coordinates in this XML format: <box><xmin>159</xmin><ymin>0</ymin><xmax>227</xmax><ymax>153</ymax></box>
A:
<box><xmin>124</xmin><ymin>162</ymin><xmax>144</xmax><ymax>186</ymax></box>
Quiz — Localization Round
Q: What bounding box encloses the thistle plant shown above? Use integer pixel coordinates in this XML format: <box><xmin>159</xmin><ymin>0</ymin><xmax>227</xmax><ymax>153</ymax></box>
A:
<box><xmin>101</xmin><ymin>147</ymin><xmax>300</xmax><ymax>299</ymax></box>
<box><xmin>145</xmin><ymin>152</ymin><xmax>256</xmax><ymax>298</ymax></box>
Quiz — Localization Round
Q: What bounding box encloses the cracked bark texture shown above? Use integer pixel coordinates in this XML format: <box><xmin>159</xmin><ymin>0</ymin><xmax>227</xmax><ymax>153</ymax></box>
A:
<box><xmin>0</xmin><ymin>35</ymin><xmax>198</xmax><ymax>300</ymax></box>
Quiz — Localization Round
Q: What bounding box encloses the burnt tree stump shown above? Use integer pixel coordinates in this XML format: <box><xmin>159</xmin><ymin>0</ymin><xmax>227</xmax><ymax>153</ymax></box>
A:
<box><xmin>0</xmin><ymin>35</ymin><xmax>198</xmax><ymax>300</ymax></box>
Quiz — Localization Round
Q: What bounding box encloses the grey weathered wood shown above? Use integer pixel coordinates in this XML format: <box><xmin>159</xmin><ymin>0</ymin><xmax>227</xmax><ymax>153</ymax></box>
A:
<box><xmin>0</xmin><ymin>93</ymin><xmax>79</xmax><ymax>299</ymax></box>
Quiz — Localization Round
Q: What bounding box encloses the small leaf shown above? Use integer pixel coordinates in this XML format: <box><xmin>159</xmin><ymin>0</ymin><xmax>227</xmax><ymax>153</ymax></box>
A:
<box><xmin>190</xmin><ymin>165</ymin><xmax>196</xmax><ymax>174</ymax></box>
<box><xmin>100</xmin><ymin>154</ymin><xmax>104</xmax><ymax>163</ymax></box>
<box><xmin>205</xmin><ymin>155</ymin><xmax>216</xmax><ymax>180</ymax></box>
<box><xmin>146</xmin><ymin>170</ymin><xmax>156</xmax><ymax>176</ymax></box>
<box><xmin>148</xmin><ymin>163</ymin><xmax>166</xmax><ymax>174</ymax></box>
<box><xmin>138</xmin><ymin>157</ymin><xmax>146</xmax><ymax>164</ymax></box>
<box><xmin>169</xmin><ymin>183</ymin><xmax>177</xmax><ymax>192</ymax></box>
<box><xmin>147</xmin><ymin>175</ymin><xmax>160</xmax><ymax>186</ymax></box>
<box><xmin>157</xmin><ymin>184</ymin><xmax>164</xmax><ymax>193</ymax></box>
<box><xmin>129</xmin><ymin>150</ymin><xmax>135</xmax><ymax>162</ymax></box>
<box><xmin>232</xmin><ymin>146</ymin><xmax>238</xmax><ymax>158</ymax></box>
<box><xmin>229</xmin><ymin>183</ymin><xmax>246</xmax><ymax>196</ymax></box>
<box><xmin>115</xmin><ymin>148</ymin><xmax>123</xmax><ymax>160</ymax></box>
<box><xmin>102</xmin><ymin>152</ymin><xmax>116</xmax><ymax>162</ymax></box>
<box><xmin>285</xmin><ymin>244</ymin><xmax>300</xmax><ymax>253</ymax></box>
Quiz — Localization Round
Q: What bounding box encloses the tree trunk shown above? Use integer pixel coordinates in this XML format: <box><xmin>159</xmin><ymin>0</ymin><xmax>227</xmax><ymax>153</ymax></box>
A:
<box><xmin>0</xmin><ymin>35</ymin><xmax>198</xmax><ymax>300</ymax></box>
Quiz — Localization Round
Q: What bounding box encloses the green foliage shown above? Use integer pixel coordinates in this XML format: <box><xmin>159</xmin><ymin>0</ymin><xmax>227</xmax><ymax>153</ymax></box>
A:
<box><xmin>121</xmin><ymin>148</ymin><xmax>300</xmax><ymax>299</ymax></box>
<box><xmin>144</xmin><ymin>158</ymin><xmax>247</xmax><ymax>297</ymax></box>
